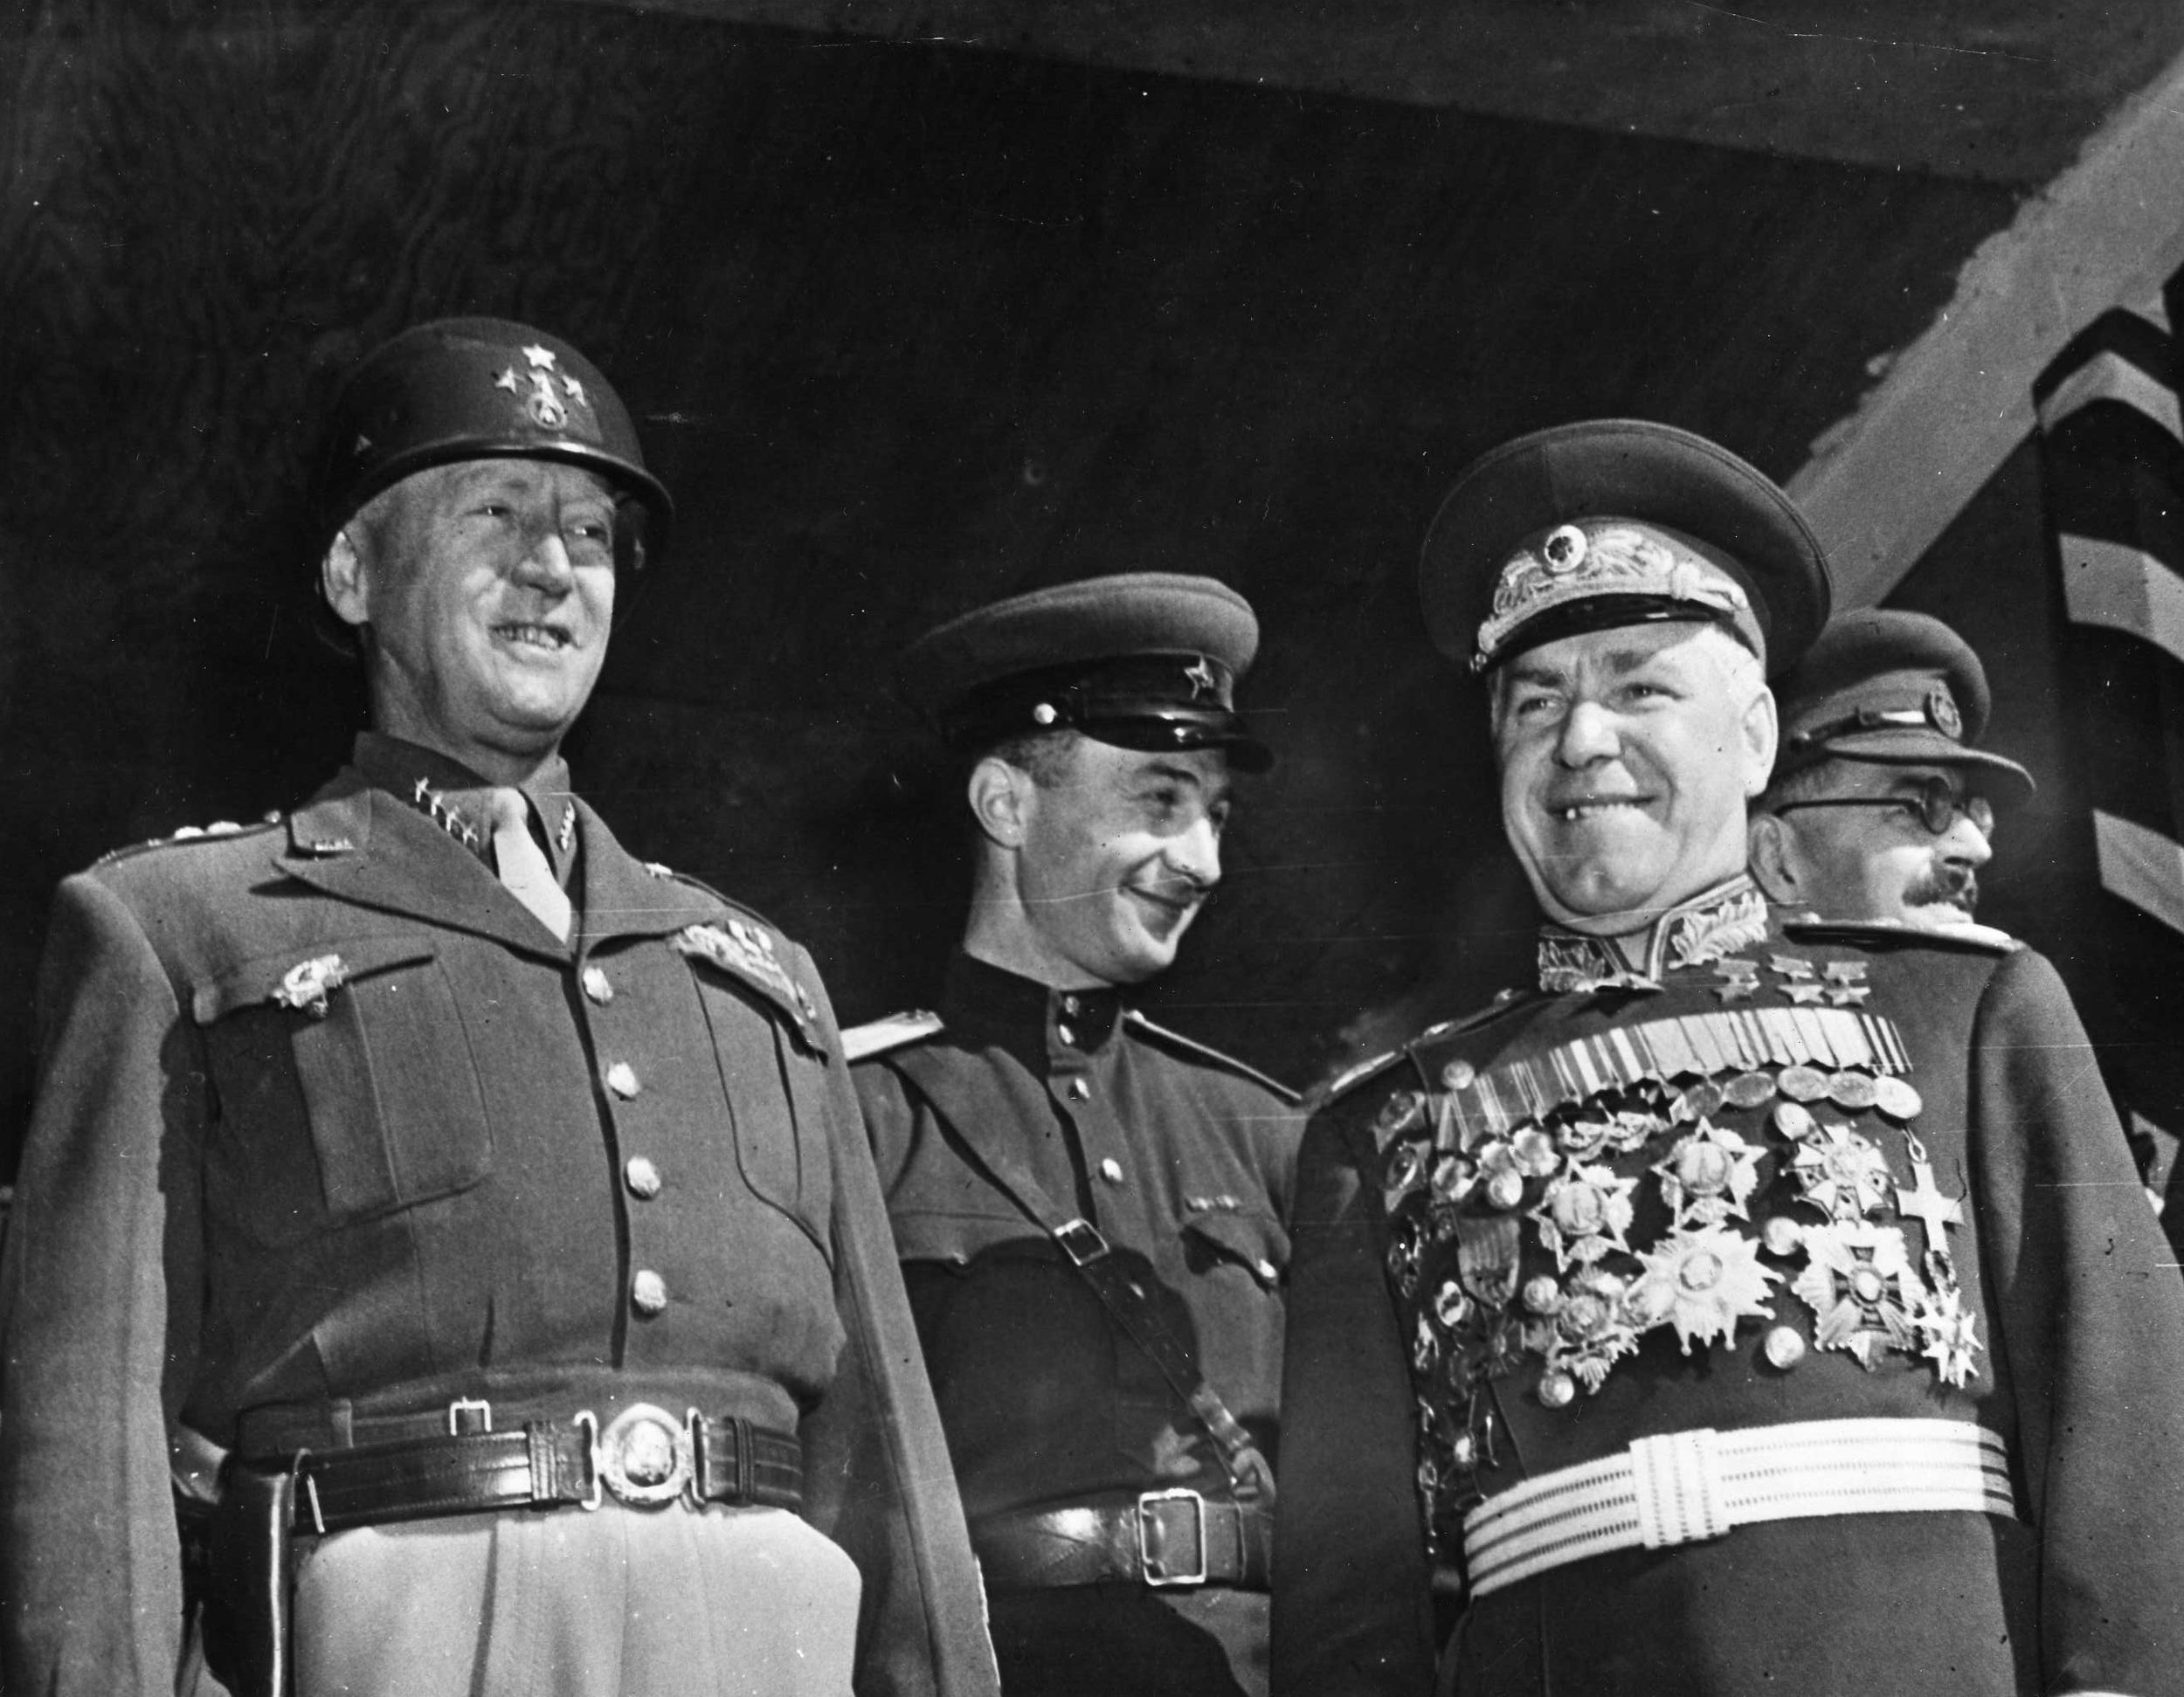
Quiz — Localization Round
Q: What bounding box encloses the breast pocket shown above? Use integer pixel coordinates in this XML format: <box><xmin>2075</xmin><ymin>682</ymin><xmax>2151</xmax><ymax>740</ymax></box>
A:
<box><xmin>192</xmin><ymin>936</ymin><xmax>494</xmax><ymax>1246</ymax></box>
<box><xmin>1181</xmin><ymin>1208</ymin><xmax>1290</xmax><ymax>1291</ymax></box>
<box><xmin>688</xmin><ymin>963</ymin><xmax>835</xmax><ymax>1259</ymax></box>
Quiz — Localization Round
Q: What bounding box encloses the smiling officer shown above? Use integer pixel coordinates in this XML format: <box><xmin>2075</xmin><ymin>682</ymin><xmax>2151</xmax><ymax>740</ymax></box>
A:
<box><xmin>1273</xmin><ymin>420</ymin><xmax>2184</xmax><ymax>1697</ymax></box>
<box><xmin>848</xmin><ymin>576</ymin><xmax>1303</xmax><ymax>1697</ymax></box>
<box><xmin>0</xmin><ymin>319</ymin><xmax>992</xmax><ymax>1697</ymax></box>
<box><xmin>1750</xmin><ymin>608</ymin><xmax>2032</xmax><ymax>945</ymax></box>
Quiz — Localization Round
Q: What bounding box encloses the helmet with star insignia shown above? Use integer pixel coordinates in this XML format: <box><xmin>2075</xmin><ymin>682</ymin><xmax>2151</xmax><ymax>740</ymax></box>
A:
<box><xmin>315</xmin><ymin>317</ymin><xmax>673</xmax><ymax>573</ymax></box>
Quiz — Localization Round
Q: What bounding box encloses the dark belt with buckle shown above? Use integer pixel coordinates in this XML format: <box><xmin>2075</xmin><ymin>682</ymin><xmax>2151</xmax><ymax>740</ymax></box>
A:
<box><xmin>254</xmin><ymin>1402</ymin><xmax>803</xmax><ymax>1535</ymax></box>
<box><xmin>973</xmin><ymin>1491</ymin><xmax>1273</xmax><ymax>1591</ymax></box>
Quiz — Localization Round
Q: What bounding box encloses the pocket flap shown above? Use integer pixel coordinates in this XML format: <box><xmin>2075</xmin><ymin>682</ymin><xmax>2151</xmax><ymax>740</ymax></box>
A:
<box><xmin>190</xmin><ymin>935</ymin><xmax>441</xmax><ymax>1024</ymax></box>
<box><xmin>1182</xmin><ymin>1209</ymin><xmax>1289</xmax><ymax>1287</ymax></box>
<box><xmin>889</xmin><ymin>1207</ymin><xmax>1046</xmax><ymax>1268</ymax></box>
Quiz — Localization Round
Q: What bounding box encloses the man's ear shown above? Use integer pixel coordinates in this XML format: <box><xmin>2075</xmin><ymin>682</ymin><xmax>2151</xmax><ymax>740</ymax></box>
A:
<box><xmin>966</xmin><ymin>755</ymin><xmax>1034</xmax><ymax>851</ymax></box>
<box><xmin>1740</xmin><ymin>684</ymin><xmax>1779</xmax><ymax>798</ymax></box>
<box><xmin>1748</xmin><ymin>810</ymin><xmax>1802</xmax><ymax>903</ymax></box>
<box><xmin>321</xmin><ymin>528</ymin><xmax>371</xmax><ymax>631</ymax></box>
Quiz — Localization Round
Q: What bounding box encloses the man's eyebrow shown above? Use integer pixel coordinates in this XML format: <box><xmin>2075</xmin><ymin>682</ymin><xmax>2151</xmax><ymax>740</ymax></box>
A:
<box><xmin>1139</xmin><ymin>762</ymin><xmax>1204</xmax><ymax>789</ymax></box>
<box><xmin>1503</xmin><ymin>659</ymin><xmax>1570</xmax><ymax>692</ymax></box>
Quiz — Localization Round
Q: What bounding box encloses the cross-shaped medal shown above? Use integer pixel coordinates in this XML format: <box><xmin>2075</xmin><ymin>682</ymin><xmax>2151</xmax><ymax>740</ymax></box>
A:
<box><xmin>1895</xmin><ymin>1159</ymin><xmax>1964</xmax><ymax>1251</ymax></box>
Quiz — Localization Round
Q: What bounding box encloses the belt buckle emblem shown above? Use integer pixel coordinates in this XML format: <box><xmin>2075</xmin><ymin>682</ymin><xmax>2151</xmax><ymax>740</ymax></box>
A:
<box><xmin>586</xmin><ymin>1403</ymin><xmax>693</xmax><ymax>1508</ymax></box>
<box><xmin>1137</xmin><ymin>1487</ymin><xmax>1209</xmax><ymax>1587</ymax></box>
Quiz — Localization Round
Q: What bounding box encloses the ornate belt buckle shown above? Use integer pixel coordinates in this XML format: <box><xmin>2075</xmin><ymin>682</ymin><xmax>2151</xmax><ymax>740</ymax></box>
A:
<box><xmin>591</xmin><ymin>1403</ymin><xmax>693</xmax><ymax>1508</ymax></box>
<box><xmin>1137</xmin><ymin>1487</ymin><xmax>1209</xmax><ymax>1587</ymax></box>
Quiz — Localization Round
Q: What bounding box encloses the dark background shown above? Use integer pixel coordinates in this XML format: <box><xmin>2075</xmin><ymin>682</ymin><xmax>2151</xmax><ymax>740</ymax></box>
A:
<box><xmin>0</xmin><ymin>1</ymin><xmax>2127</xmax><ymax>1176</ymax></box>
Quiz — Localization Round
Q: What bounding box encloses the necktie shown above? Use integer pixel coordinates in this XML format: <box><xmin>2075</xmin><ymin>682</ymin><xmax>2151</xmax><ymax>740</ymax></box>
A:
<box><xmin>487</xmin><ymin>787</ymin><xmax>573</xmax><ymax>942</ymax></box>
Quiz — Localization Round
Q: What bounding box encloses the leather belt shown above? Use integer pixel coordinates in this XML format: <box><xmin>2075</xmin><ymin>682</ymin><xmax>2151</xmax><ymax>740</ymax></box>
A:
<box><xmin>1462</xmin><ymin>1417</ymin><xmax>2016</xmax><ymax>1598</ymax></box>
<box><xmin>258</xmin><ymin>1402</ymin><xmax>803</xmax><ymax>1535</ymax></box>
<box><xmin>974</xmin><ymin>1491</ymin><xmax>1273</xmax><ymax>1591</ymax></box>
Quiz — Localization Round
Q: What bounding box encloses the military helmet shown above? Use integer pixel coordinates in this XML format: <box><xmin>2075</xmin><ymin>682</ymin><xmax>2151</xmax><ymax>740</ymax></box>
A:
<box><xmin>315</xmin><ymin>317</ymin><xmax>674</xmax><ymax>567</ymax></box>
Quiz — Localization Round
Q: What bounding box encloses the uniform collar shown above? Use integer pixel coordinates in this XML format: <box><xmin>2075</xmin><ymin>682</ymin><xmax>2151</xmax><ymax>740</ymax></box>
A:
<box><xmin>943</xmin><ymin>952</ymin><xmax>1125</xmax><ymax>1070</ymax></box>
<box><xmin>1536</xmin><ymin>873</ymin><xmax>1769</xmax><ymax>993</ymax></box>
<box><xmin>351</xmin><ymin>732</ymin><xmax>578</xmax><ymax>886</ymax></box>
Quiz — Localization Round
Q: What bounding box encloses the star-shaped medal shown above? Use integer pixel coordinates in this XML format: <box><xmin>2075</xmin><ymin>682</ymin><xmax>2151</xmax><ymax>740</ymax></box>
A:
<box><xmin>1793</xmin><ymin>1125</ymin><xmax>1893</xmax><ymax>1221</ymax></box>
<box><xmin>1785</xmin><ymin>982</ymin><xmax>1829</xmax><ymax>1006</ymax></box>
<box><xmin>1792</xmin><ymin>1221</ymin><xmax>1920</xmax><ymax>1369</ymax></box>
<box><xmin>1634</xmin><ymin>1224</ymin><xmax>1779</xmax><ymax>1355</ymax></box>
<box><xmin>1912</xmin><ymin>1286</ymin><xmax>1983</xmax><ymax>1388</ymax></box>
<box><xmin>1531</xmin><ymin>1162</ymin><xmax>1637</xmax><ymax>1268</ymax></box>
<box><xmin>1653</xmin><ymin>1121</ymin><xmax>1763</xmax><ymax>1228</ymax></box>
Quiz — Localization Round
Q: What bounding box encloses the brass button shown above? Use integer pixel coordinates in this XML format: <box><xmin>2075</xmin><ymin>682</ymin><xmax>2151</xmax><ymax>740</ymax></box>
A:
<box><xmin>1056</xmin><ymin>1023</ymin><xmax>1077</xmax><ymax>1047</ymax></box>
<box><xmin>1067</xmin><ymin>1078</ymin><xmax>1090</xmax><ymax>1102</ymax></box>
<box><xmin>582</xmin><ymin>966</ymin><xmax>614</xmax><ymax>1004</ymax></box>
<box><xmin>605</xmin><ymin>1062</ymin><xmax>639</xmax><ymax>1099</ymax></box>
<box><xmin>625</xmin><ymin>1156</ymin><xmax>662</xmax><ymax>1199</ymax></box>
<box><xmin>1061</xmin><ymin>995</ymin><xmax>1082</xmax><ymax>1017</ymax></box>
<box><xmin>631</xmin><ymin>1270</ymin><xmax>668</xmax><ymax>1315</ymax></box>
<box><xmin>1099</xmin><ymin>1157</ymin><xmax>1124</xmax><ymax>1184</ymax></box>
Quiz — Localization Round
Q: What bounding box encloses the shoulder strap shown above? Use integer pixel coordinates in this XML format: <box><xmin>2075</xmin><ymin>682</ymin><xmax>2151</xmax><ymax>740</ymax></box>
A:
<box><xmin>1121</xmin><ymin>1011</ymin><xmax>1301</xmax><ymax>1105</ymax></box>
<box><xmin>841</xmin><ymin>1009</ymin><xmax>945</xmax><ymax>1065</ymax></box>
<box><xmin>888</xmin><ymin>1045</ymin><xmax>1275</xmax><ymax>1505</ymax></box>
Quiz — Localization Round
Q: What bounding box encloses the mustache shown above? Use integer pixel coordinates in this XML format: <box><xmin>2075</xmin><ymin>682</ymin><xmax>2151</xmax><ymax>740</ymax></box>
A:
<box><xmin>1904</xmin><ymin>862</ymin><xmax>1979</xmax><ymax>914</ymax></box>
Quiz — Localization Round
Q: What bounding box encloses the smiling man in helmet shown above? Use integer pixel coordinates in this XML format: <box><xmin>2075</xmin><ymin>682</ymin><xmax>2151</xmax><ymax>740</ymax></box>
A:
<box><xmin>0</xmin><ymin>319</ymin><xmax>992</xmax><ymax>1697</ymax></box>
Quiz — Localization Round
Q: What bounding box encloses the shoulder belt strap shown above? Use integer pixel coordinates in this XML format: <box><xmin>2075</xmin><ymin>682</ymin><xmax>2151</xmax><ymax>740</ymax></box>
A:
<box><xmin>841</xmin><ymin>1009</ymin><xmax>945</xmax><ymax>1065</ymax></box>
<box><xmin>1121</xmin><ymin>1010</ymin><xmax>1300</xmax><ymax>1105</ymax></box>
<box><xmin>888</xmin><ymin>1045</ymin><xmax>1275</xmax><ymax>1506</ymax></box>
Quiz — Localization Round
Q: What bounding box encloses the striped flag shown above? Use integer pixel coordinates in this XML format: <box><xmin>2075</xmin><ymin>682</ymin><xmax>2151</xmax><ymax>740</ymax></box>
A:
<box><xmin>2034</xmin><ymin>293</ymin><xmax>2184</xmax><ymax>1231</ymax></box>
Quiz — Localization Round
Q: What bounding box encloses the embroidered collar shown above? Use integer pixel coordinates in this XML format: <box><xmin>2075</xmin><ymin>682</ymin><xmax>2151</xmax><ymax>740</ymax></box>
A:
<box><xmin>1536</xmin><ymin>875</ymin><xmax>1768</xmax><ymax>994</ymax></box>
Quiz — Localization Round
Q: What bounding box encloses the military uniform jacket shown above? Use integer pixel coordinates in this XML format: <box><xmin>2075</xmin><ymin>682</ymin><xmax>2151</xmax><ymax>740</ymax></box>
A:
<box><xmin>0</xmin><ymin>744</ymin><xmax>995</xmax><ymax>1697</ymax></box>
<box><xmin>852</xmin><ymin>955</ymin><xmax>1303</xmax><ymax>1523</ymax></box>
<box><xmin>1273</xmin><ymin>879</ymin><xmax>2184</xmax><ymax>1697</ymax></box>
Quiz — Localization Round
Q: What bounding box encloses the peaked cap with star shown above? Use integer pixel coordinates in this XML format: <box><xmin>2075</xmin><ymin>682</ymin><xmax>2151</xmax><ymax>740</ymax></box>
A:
<box><xmin>897</xmin><ymin>572</ymin><xmax>1272</xmax><ymax>771</ymax></box>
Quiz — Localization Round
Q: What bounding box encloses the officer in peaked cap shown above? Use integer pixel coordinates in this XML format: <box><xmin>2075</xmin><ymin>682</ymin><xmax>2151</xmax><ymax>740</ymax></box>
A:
<box><xmin>1751</xmin><ymin>608</ymin><xmax>2032</xmax><ymax>943</ymax></box>
<box><xmin>1274</xmin><ymin>421</ymin><xmax>2184</xmax><ymax>1696</ymax></box>
<box><xmin>850</xmin><ymin>573</ymin><xmax>1303</xmax><ymax>1697</ymax></box>
<box><xmin>895</xmin><ymin>571</ymin><xmax>1274</xmax><ymax>771</ymax></box>
<box><xmin>0</xmin><ymin>318</ymin><xmax>995</xmax><ymax>1697</ymax></box>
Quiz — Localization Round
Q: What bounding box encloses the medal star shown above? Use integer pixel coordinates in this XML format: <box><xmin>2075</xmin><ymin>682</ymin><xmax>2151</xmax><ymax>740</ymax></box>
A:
<box><xmin>1530</xmin><ymin>1162</ymin><xmax>1637</xmax><ymax>1269</ymax></box>
<box><xmin>523</xmin><ymin>343</ymin><xmax>558</xmax><ymax>369</ymax></box>
<box><xmin>1792</xmin><ymin>1221</ymin><xmax>1919</xmax><ymax>1369</ymax></box>
<box><xmin>1793</xmin><ymin>1125</ymin><xmax>1894</xmax><ymax>1221</ymax></box>
<box><xmin>1654</xmin><ymin>1121</ymin><xmax>1763</xmax><ymax>1228</ymax></box>
<box><xmin>1785</xmin><ymin>983</ymin><xmax>1829</xmax><ymax>1005</ymax></box>
<box><xmin>1824</xmin><ymin>985</ymin><xmax>1872</xmax><ymax>1007</ymax></box>
<box><xmin>1715</xmin><ymin>981</ymin><xmax>1759</xmax><ymax>1003</ymax></box>
<box><xmin>1634</xmin><ymin>1225</ymin><xmax>1778</xmax><ymax>1355</ymax></box>
<box><xmin>1913</xmin><ymin>1287</ymin><xmax>1983</xmax><ymax>1387</ymax></box>
<box><xmin>1541</xmin><ymin>1268</ymin><xmax>1642</xmax><ymax>1392</ymax></box>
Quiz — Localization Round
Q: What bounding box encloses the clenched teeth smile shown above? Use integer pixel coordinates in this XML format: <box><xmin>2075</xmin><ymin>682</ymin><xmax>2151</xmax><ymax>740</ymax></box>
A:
<box><xmin>495</xmin><ymin>623</ymin><xmax>572</xmax><ymax>652</ymax></box>
<box><xmin>1551</xmin><ymin>799</ymin><xmax>1647</xmax><ymax>822</ymax></box>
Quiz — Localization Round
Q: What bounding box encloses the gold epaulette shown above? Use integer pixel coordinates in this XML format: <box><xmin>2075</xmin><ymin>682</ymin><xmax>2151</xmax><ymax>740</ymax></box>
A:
<box><xmin>842</xmin><ymin>1009</ymin><xmax>945</xmax><ymax>1065</ymax></box>
<box><xmin>1781</xmin><ymin>914</ymin><xmax>2021</xmax><ymax>956</ymax></box>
